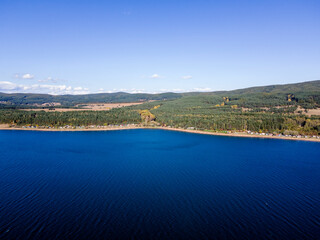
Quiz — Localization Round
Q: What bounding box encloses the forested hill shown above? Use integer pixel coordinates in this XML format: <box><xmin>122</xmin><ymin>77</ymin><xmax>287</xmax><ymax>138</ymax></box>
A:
<box><xmin>222</xmin><ymin>80</ymin><xmax>320</xmax><ymax>95</ymax></box>
<box><xmin>207</xmin><ymin>80</ymin><xmax>320</xmax><ymax>109</ymax></box>
<box><xmin>1</xmin><ymin>80</ymin><xmax>320</xmax><ymax>135</ymax></box>
<box><xmin>0</xmin><ymin>80</ymin><xmax>319</xmax><ymax>107</ymax></box>
<box><xmin>0</xmin><ymin>92</ymin><xmax>182</xmax><ymax>107</ymax></box>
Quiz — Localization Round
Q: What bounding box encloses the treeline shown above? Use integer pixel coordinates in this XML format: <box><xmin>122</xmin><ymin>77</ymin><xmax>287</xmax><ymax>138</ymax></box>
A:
<box><xmin>0</xmin><ymin>92</ymin><xmax>182</xmax><ymax>107</ymax></box>
<box><xmin>1</xmin><ymin>80</ymin><xmax>319</xmax><ymax>108</ymax></box>
<box><xmin>131</xmin><ymin>94</ymin><xmax>320</xmax><ymax>135</ymax></box>
<box><xmin>1</xmin><ymin>81</ymin><xmax>320</xmax><ymax>135</ymax></box>
<box><xmin>0</xmin><ymin>102</ymin><xmax>319</xmax><ymax>135</ymax></box>
<box><xmin>0</xmin><ymin>108</ymin><xmax>141</xmax><ymax>126</ymax></box>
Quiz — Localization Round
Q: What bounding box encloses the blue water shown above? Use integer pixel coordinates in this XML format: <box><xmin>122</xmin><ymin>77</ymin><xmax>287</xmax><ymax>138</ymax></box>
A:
<box><xmin>0</xmin><ymin>129</ymin><xmax>319</xmax><ymax>239</ymax></box>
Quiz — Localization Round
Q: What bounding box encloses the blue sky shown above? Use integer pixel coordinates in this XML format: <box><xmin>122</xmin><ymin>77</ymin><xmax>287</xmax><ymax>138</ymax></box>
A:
<box><xmin>0</xmin><ymin>0</ymin><xmax>319</xmax><ymax>94</ymax></box>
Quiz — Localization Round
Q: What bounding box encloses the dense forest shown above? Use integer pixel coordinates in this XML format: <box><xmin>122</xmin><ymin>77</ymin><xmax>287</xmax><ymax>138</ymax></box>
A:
<box><xmin>131</xmin><ymin>93</ymin><xmax>320</xmax><ymax>135</ymax></box>
<box><xmin>1</xmin><ymin>80</ymin><xmax>320</xmax><ymax>135</ymax></box>
<box><xmin>2</xmin><ymin>80</ymin><xmax>319</xmax><ymax>107</ymax></box>
<box><xmin>0</xmin><ymin>92</ymin><xmax>182</xmax><ymax>107</ymax></box>
<box><xmin>0</xmin><ymin>108</ymin><xmax>141</xmax><ymax>126</ymax></box>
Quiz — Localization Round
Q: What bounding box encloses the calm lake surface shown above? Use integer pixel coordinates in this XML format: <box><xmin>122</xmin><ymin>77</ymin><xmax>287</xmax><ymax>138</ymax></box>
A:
<box><xmin>0</xmin><ymin>129</ymin><xmax>319</xmax><ymax>239</ymax></box>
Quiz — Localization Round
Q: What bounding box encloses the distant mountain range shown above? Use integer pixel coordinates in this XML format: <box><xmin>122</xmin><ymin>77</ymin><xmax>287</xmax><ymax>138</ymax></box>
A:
<box><xmin>1</xmin><ymin>80</ymin><xmax>319</xmax><ymax>107</ymax></box>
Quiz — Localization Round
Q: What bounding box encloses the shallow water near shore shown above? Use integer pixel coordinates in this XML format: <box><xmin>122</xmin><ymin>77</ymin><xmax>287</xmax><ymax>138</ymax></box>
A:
<box><xmin>0</xmin><ymin>129</ymin><xmax>319</xmax><ymax>239</ymax></box>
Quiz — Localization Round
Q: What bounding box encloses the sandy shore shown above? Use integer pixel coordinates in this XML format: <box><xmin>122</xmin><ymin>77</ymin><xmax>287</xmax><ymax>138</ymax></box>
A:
<box><xmin>162</xmin><ymin>127</ymin><xmax>320</xmax><ymax>142</ymax></box>
<box><xmin>0</xmin><ymin>124</ymin><xmax>319</xmax><ymax>142</ymax></box>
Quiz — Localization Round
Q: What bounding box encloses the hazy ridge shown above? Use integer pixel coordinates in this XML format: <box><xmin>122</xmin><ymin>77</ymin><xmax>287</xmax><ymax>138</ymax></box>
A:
<box><xmin>1</xmin><ymin>80</ymin><xmax>319</xmax><ymax>107</ymax></box>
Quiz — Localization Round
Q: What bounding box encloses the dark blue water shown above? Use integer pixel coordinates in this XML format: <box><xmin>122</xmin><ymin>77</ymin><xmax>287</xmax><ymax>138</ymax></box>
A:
<box><xmin>0</xmin><ymin>129</ymin><xmax>319</xmax><ymax>239</ymax></box>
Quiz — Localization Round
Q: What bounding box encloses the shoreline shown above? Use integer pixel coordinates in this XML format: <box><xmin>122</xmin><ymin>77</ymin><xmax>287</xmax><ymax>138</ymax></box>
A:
<box><xmin>0</xmin><ymin>125</ymin><xmax>320</xmax><ymax>142</ymax></box>
<box><xmin>161</xmin><ymin>127</ymin><xmax>320</xmax><ymax>142</ymax></box>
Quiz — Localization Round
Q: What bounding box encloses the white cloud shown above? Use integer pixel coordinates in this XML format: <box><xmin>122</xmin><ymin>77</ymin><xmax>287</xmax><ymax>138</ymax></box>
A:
<box><xmin>181</xmin><ymin>75</ymin><xmax>193</xmax><ymax>80</ymax></box>
<box><xmin>22</xmin><ymin>73</ymin><xmax>34</xmax><ymax>79</ymax></box>
<box><xmin>0</xmin><ymin>81</ymin><xmax>213</xmax><ymax>95</ymax></box>
<box><xmin>152</xmin><ymin>87</ymin><xmax>212</xmax><ymax>93</ymax></box>
<box><xmin>94</xmin><ymin>87</ymin><xmax>212</xmax><ymax>94</ymax></box>
<box><xmin>38</xmin><ymin>77</ymin><xmax>53</xmax><ymax>83</ymax></box>
<box><xmin>128</xmin><ymin>88</ymin><xmax>145</xmax><ymax>94</ymax></box>
<box><xmin>38</xmin><ymin>77</ymin><xmax>65</xmax><ymax>83</ymax></box>
<box><xmin>72</xmin><ymin>87</ymin><xmax>89</xmax><ymax>94</ymax></box>
<box><xmin>0</xmin><ymin>81</ymin><xmax>90</xmax><ymax>95</ymax></box>
<box><xmin>192</xmin><ymin>87</ymin><xmax>212</xmax><ymax>92</ymax></box>
<box><xmin>0</xmin><ymin>81</ymin><xmax>27</xmax><ymax>91</ymax></box>
<box><xmin>13</xmin><ymin>73</ymin><xmax>34</xmax><ymax>79</ymax></box>
<box><xmin>150</xmin><ymin>74</ymin><xmax>161</xmax><ymax>79</ymax></box>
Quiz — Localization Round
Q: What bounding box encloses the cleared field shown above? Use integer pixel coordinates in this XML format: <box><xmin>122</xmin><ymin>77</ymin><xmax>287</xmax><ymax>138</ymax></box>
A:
<box><xmin>22</xmin><ymin>102</ymin><xmax>144</xmax><ymax>112</ymax></box>
<box><xmin>295</xmin><ymin>107</ymin><xmax>320</xmax><ymax>116</ymax></box>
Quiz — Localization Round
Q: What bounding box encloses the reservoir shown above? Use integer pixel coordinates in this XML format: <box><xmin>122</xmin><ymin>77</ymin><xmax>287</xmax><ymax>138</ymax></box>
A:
<box><xmin>0</xmin><ymin>129</ymin><xmax>319</xmax><ymax>239</ymax></box>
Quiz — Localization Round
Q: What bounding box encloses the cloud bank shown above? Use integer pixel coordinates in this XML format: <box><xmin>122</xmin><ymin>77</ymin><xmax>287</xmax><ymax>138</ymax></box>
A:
<box><xmin>0</xmin><ymin>81</ymin><xmax>212</xmax><ymax>95</ymax></box>
<box><xmin>97</xmin><ymin>87</ymin><xmax>212</xmax><ymax>94</ymax></box>
<box><xmin>0</xmin><ymin>81</ymin><xmax>89</xmax><ymax>95</ymax></box>
<box><xmin>14</xmin><ymin>73</ymin><xmax>35</xmax><ymax>79</ymax></box>
<box><xmin>22</xmin><ymin>73</ymin><xmax>34</xmax><ymax>79</ymax></box>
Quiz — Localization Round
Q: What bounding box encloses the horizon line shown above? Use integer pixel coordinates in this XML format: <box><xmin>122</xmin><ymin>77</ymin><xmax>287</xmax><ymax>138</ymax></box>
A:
<box><xmin>0</xmin><ymin>79</ymin><xmax>319</xmax><ymax>96</ymax></box>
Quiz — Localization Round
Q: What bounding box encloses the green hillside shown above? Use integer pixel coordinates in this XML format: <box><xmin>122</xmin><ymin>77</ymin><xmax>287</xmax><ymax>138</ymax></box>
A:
<box><xmin>1</xmin><ymin>80</ymin><xmax>320</xmax><ymax>135</ymax></box>
<box><xmin>1</xmin><ymin>80</ymin><xmax>319</xmax><ymax>108</ymax></box>
<box><xmin>0</xmin><ymin>92</ymin><xmax>182</xmax><ymax>107</ymax></box>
